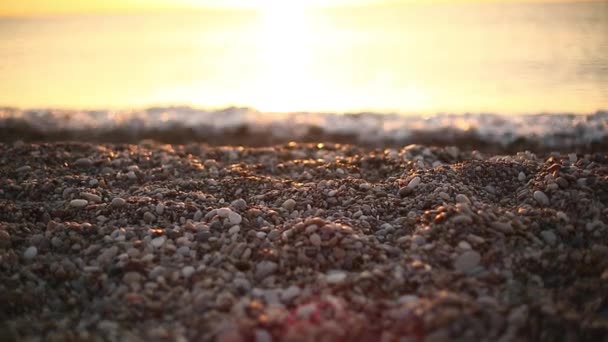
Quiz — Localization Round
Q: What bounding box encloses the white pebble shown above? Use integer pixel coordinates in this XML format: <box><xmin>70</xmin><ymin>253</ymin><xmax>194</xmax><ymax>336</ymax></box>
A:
<box><xmin>533</xmin><ymin>190</ymin><xmax>549</xmax><ymax>206</ymax></box>
<box><xmin>151</xmin><ymin>236</ymin><xmax>166</xmax><ymax>248</ymax></box>
<box><xmin>81</xmin><ymin>192</ymin><xmax>101</xmax><ymax>203</ymax></box>
<box><xmin>228</xmin><ymin>225</ymin><xmax>241</xmax><ymax>235</ymax></box>
<box><xmin>182</xmin><ymin>266</ymin><xmax>196</xmax><ymax>278</ymax></box>
<box><xmin>156</xmin><ymin>203</ymin><xmax>165</xmax><ymax>215</ymax></box>
<box><xmin>24</xmin><ymin>246</ymin><xmax>37</xmax><ymax>259</ymax></box>
<box><xmin>217</xmin><ymin>207</ymin><xmax>231</xmax><ymax>218</ymax></box>
<box><xmin>70</xmin><ymin>199</ymin><xmax>88</xmax><ymax>208</ymax></box>
<box><xmin>228</xmin><ymin>211</ymin><xmax>242</xmax><ymax>225</ymax></box>
<box><xmin>326</xmin><ymin>271</ymin><xmax>347</xmax><ymax>284</ymax></box>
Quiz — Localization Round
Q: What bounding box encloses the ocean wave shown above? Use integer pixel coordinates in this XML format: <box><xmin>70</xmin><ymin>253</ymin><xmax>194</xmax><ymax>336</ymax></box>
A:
<box><xmin>1</xmin><ymin>106</ymin><xmax>606</xmax><ymax>150</ymax></box>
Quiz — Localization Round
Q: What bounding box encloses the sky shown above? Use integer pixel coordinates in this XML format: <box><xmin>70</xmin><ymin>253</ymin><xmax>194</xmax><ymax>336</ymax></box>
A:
<box><xmin>1</xmin><ymin>0</ymin><xmax>601</xmax><ymax>16</ymax></box>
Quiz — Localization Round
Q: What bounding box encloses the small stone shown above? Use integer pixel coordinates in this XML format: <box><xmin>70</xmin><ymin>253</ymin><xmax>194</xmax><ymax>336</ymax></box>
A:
<box><xmin>123</xmin><ymin>272</ymin><xmax>142</xmax><ymax>284</ymax></box>
<box><xmin>455</xmin><ymin>194</ymin><xmax>471</xmax><ymax>205</ymax></box>
<box><xmin>24</xmin><ymin>246</ymin><xmax>37</xmax><ymax>259</ymax></box>
<box><xmin>452</xmin><ymin>214</ymin><xmax>473</xmax><ymax>224</ymax></box>
<box><xmin>533</xmin><ymin>191</ymin><xmax>549</xmax><ymax>206</ymax></box>
<box><xmin>454</xmin><ymin>251</ymin><xmax>481</xmax><ymax>273</ymax></box>
<box><xmin>326</xmin><ymin>271</ymin><xmax>347</xmax><ymax>284</ymax></box>
<box><xmin>458</xmin><ymin>241</ymin><xmax>472</xmax><ymax>250</ymax></box>
<box><xmin>16</xmin><ymin>165</ymin><xmax>32</xmax><ymax>173</ymax></box>
<box><xmin>74</xmin><ymin>158</ymin><xmax>93</xmax><ymax>168</ymax></box>
<box><xmin>51</xmin><ymin>236</ymin><xmax>62</xmax><ymax>248</ymax></box>
<box><xmin>309</xmin><ymin>233</ymin><xmax>322</xmax><ymax>246</ymax></box>
<box><xmin>70</xmin><ymin>199</ymin><xmax>88</xmax><ymax>208</ymax></box>
<box><xmin>254</xmin><ymin>329</ymin><xmax>272</xmax><ymax>342</ymax></box>
<box><xmin>412</xmin><ymin>235</ymin><xmax>426</xmax><ymax>246</ymax></box>
<box><xmin>217</xmin><ymin>208</ymin><xmax>231</xmax><ymax>218</ymax></box>
<box><xmin>359</xmin><ymin>183</ymin><xmax>371</xmax><ymax>191</ymax></box>
<box><xmin>177</xmin><ymin>246</ymin><xmax>190</xmax><ymax>256</ymax></box>
<box><xmin>127</xmin><ymin>171</ymin><xmax>137</xmax><ymax>180</ymax></box>
<box><xmin>407</xmin><ymin>176</ymin><xmax>421</xmax><ymax>189</ymax></box>
<box><xmin>0</xmin><ymin>230</ymin><xmax>11</xmax><ymax>248</ymax></box>
<box><xmin>111</xmin><ymin>197</ymin><xmax>126</xmax><ymax>208</ymax></box>
<box><xmin>156</xmin><ymin>203</ymin><xmax>165</xmax><ymax>215</ymax></box>
<box><xmin>151</xmin><ymin>236</ymin><xmax>166</xmax><ymax>248</ymax></box>
<box><xmin>540</xmin><ymin>230</ymin><xmax>557</xmax><ymax>246</ymax></box>
<box><xmin>143</xmin><ymin>212</ymin><xmax>156</xmax><ymax>223</ymax></box>
<box><xmin>518</xmin><ymin>172</ymin><xmax>526</xmax><ymax>182</ymax></box>
<box><xmin>491</xmin><ymin>221</ymin><xmax>514</xmax><ymax>234</ymax></box>
<box><xmin>231</xmin><ymin>198</ymin><xmax>247</xmax><ymax>211</ymax></box>
<box><xmin>81</xmin><ymin>192</ymin><xmax>101</xmax><ymax>203</ymax></box>
<box><xmin>182</xmin><ymin>266</ymin><xmax>196</xmax><ymax>278</ymax></box>
<box><xmin>255</xmin><ymin>261</ymin><xmax>278</xmax><ymax>280</ymax></box>
<box><xmin>193</xmin><ymin>210</ymin><xmax>203</xmax><ymax>221</ymax></box>
<box><xmin>228</xmin><ymin>212</ymin><xmax>242</xmax><ymax>225</ymax></box>
<box><xmin>228</xmin><ymin>225</ymin><xmax>241</xmax><ymax>235</ymax></box>
<box><xmin>282</xmin><ymin>198</ymin><xmax>297</xmax><ymax>211</ymax></box>
<box><xmin>281</xmin><ymin>285</ymin><xmax>301</xmax><ymax>303</ymax></box>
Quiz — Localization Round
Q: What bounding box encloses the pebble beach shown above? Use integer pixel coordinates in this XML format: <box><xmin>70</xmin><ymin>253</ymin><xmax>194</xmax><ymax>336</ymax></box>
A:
<box><xmin>1</xmin><ymin>141</ymin><xmax>607</xmax><ymax>341</ymax></box>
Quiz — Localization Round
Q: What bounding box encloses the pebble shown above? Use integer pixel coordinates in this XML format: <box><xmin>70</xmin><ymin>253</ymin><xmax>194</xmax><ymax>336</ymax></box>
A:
<box><xmin>74</xmin><ymin>158</ymin><xmax>93</xmax><ymax>168</ymax></box>
<box><xmin>412</xmin><ymin>234</ymin><xmax>426</xmax><ymax>246</ymax></box>
<box><xmin>518</xmin><ymin>172</ymin><xmax>526</xmax><ymax>181</ymax></box>
<box><xmin>540</xmin><ymin>230</ymin><xmax>557</xmax><ymax>246</ymax></box>
<box><xmin>143</xmin><ymin>212</ymin><xmax>156</xmax><ymax>223</ymax></box>
<box><xmin>81</xmin><ymin>192</ymin><xmax>101</xmax><ymax>203</ymax></box>
<box><xmin>255</xmin><ymin>261</ymin><xmax>278</xmax><ymax>280</ymax></box>
<box><xmin>326</xmin><ymin>271</ymin><xmax>347</xmax><ymax>284</ymax></box>
<box><xmin>217</xmin><ymin>208</ymin><xmax>231</xmax><ymax>218</ymax></box>
<box><xmin>228</xmin><ymin>225</ymin><xmax>241</xmax><ymax>235</ymax></box>
<box><xmin>70</xmin><ymin>199</ymin><xmax>88</xmax><ymax>208</ymax></box>
<box><xmin>51</xmin><ymin>236</ymin><xmax>62</xmax><ymax>248</ymax></box>
<box><xmin>231</xmin><ymin>198</ymin><xmax>247</xmax><ymax>211</ymax></box>
<box><xmin>282</xmin><ymin>198</ymin><xmax>297</xmax><ymax>211</ymax></box>
<box><xmin>182</xmin><ymin>266</ymin><xmax>196</xmax><ymax>278</ymax></box>
<box><xmin>111</xmin><ymin>197</ymin><xmax>126</xmax><ymax>208</ymax></box>
<box><xmin>24</xmin><ymin>246</ymin><xmax>37</xmax><ymax>259</ymax></box>
<box><xmin>407</xmin><ymin>176</ymin><xmax>421</xmax><ymax>189</ymax></box>
<box><xmin>455</xmin><ymin>194</ymin><xmax>471</xmax><ymax>205</ymax></box>
<box><xmin>156</xmin><ymin>203</ymin><xmax>165</xmax><ymax>215</ymax></box>
<box><xmin>151</xmin><ymin>236</ymin><xmax>166</xmax><ymax>248</ymax></box>
<box><xmin>452</xmin><ymin>214</ymin><xmax>473</xmax><ymax>224</ymax></box>
<box><xmin>309</xmin><ymin>233</ymin><xmax>322</xmax><ymax>246</ymax></box>
<box><xmin>281</xmin><ymin>285</ymin><xmax>301</xmax><ymax>303</ymax></box>
<box><xmin>454</xmin><ymin>251</ymin><xmax>481</xmax><ymax>273</ymax></box>
<box><xmin>458</xmin><ymin>240</ymin><xmax>472</xmax><ymax>250</ymax></box>
<box><xmin>228</xmin><ymin>212</ymin><xmax>242</xmax><ymax>225</ymax></box>
<box><xmin>254</xmin><ymin>329</ymin><xmax>273</xmax><ymax>342</ymax></box>
<box><xmin>533</xmin><ymin>190</ymin><xmax>549</xmax><ymax>206</ymax></box>
<box><xmin>0</xmin><ymin>230</ymin><xmax>11</xmax><ymax>248</ymax></box>
<box><xmin>193</xmin><ymin>210</ymin><xmax>203</xmax><ymax>221</ymax></box>
<box><xmin>16</xmin><ymin>165</ymin><xmax>32</xmax><ymax>173</ymax></box>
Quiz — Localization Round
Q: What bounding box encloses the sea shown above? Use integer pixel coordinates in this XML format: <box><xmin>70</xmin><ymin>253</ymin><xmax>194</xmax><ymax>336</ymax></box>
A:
<box><xmin>0</xmin><ymin>1</ymin><xmax>607</xmax><ymax>146</ymax></box>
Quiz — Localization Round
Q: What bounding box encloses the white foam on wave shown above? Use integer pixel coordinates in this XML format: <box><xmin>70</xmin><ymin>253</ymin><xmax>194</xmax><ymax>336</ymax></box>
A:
<box><xmin>1</xmin><ymin>106</ymin><xmax>606</xmax><ymax>147</ymax></box>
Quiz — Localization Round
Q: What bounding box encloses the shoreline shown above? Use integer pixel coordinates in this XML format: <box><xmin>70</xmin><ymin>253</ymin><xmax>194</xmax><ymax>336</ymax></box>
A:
<box><xmin>1</xmin><ymin>142</ymin><xmax>607</xmax><ymax>341</ymax></box>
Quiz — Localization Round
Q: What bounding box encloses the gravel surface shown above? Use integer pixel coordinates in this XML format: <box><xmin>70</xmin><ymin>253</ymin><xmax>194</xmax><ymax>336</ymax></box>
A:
<box><xmin>1</xmin><ymin>142</ymin><xmax>607</xmax><ymax>341</ymax></box>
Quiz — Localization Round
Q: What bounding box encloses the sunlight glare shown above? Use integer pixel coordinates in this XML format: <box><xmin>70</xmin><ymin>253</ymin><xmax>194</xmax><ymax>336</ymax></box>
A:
<box><xmin>251</xmin><ymin>2</ymin><xmax>323</xmax><ymax>112</ymax></box>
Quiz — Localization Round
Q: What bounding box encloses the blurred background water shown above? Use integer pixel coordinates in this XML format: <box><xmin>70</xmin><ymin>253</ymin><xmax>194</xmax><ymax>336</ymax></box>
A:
<box><xmin>0</xmin><ymin>0</ymin><xmax>606</xmax><ymax>114</ymax></box>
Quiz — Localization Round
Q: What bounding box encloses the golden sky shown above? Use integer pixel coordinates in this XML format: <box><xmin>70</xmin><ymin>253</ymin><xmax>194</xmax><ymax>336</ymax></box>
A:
<box><xmin>1</xmin><ymin>0</ymin><xmax>599</xmax><ymax>16</ymax></box>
